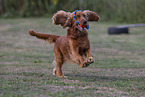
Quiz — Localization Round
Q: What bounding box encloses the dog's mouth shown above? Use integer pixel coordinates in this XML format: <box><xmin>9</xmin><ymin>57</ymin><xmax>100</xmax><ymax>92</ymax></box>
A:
<box><xmin>77</xmin><ymin>24</ymin><xmax>89</xmax><ymax>32</ymax></box>
<box><xmin>78</xmin><ymin>25</ymin><xmax>86</xmax><ymax>31</ymax></box>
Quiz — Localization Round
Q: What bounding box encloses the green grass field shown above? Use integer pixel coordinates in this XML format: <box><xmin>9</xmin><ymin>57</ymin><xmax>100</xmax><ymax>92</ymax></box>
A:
<box><xmin>0</xmin><ymin>18</ymin><xmax>145</xmax><ymax>97</ymax></box>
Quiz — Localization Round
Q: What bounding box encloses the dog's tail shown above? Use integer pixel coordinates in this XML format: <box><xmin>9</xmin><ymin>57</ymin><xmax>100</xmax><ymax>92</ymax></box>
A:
<box><xmin>29</xmin><ymin>30</ymin><xmax>60</xmax><ymax>43</ymax></box>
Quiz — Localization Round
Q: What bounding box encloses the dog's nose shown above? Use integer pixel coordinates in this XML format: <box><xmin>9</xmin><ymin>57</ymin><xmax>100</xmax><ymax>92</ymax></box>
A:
<box><xmin>83</xmin><ymin>20</ymin><xmax>87</xmax><ymax>25</ymax></box>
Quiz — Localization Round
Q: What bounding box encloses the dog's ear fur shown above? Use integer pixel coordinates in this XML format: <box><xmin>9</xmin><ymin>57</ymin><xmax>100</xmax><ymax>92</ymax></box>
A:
<box><xmin>52</xmin><ymin>10</ymin><xmax>72</xmax><ymax>28</ymax></box>
<box><xmin>83</xmin><ymin>10</ymin><xmax>100</xmax><ymax>21</ymax></box>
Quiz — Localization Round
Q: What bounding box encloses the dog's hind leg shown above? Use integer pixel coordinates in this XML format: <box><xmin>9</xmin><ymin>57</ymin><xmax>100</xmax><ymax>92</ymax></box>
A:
<box><xmin>51</xmin><ymin>60</ymin><xmax>57</xmax><ymax>75</ymax></box>
<box><xmin>54</xmin><ymin>45</ymin><xmax>66</xmax><ymax>78</ymax></box>
<box><xmin>55</xmin><ymin>61</ymin><xmax>65</xmax><ymax>77</ymax></box>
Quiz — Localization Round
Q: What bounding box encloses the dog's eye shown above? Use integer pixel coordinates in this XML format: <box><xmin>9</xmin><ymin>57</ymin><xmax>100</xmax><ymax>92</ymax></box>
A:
<box><xmin>77</xmin><ymin>15</ymin><xmax>80</xmax><ymax>18</ymax></box>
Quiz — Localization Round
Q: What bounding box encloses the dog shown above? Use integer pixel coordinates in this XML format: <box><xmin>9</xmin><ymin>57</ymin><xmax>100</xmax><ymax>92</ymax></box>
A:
<box><xmin>29</xmin><ymin>10</ymin><xmax>100</xmax><ymax>77</ymax></box>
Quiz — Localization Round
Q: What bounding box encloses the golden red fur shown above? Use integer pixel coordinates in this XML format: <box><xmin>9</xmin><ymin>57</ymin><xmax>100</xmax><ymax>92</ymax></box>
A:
<box><xmin>29</xmin><ymin>10</ymin><xmax>100</xmax><ymax>77</ymax></box>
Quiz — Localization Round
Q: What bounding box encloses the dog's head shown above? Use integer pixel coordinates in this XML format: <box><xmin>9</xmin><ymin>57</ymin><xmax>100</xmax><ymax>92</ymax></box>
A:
<box><xmin>52</xmin><ymin>10</ymin><xmax>100</xmax><ymax>31</ymax></box>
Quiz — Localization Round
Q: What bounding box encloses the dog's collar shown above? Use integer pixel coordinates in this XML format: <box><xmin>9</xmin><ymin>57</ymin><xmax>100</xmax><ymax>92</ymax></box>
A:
<box><xmin>73</xmin><ymin>10</ymin><xmax>89</xmax><ymax>29</ymax></box>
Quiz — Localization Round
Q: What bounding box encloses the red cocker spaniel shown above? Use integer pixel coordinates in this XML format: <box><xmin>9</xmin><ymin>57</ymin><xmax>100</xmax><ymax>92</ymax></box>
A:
<box><xmin>29</xmin><ymin>10</ymin><xmax>100</xmax><ymax>77</ymax></box>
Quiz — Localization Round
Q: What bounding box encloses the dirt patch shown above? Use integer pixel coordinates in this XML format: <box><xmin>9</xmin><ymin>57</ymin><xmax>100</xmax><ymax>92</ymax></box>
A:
<box><xmin>95</xmin><ymin>48</ymin><xmax>145</xmax><ymax>63</ymax></box>
<box><xmin>37</xmin><ymin>85</ymin><xmax>76</xmax><ymax>93</ymax></box>
<box><xmin>95</xmin><ymin>87</ymin><xmax>129</xmax><ymax>96</ymax></box>
<box><xmin>0</xmin><ymin>62</ymin><xmax>18</xmax><ymax>65</ymax></box>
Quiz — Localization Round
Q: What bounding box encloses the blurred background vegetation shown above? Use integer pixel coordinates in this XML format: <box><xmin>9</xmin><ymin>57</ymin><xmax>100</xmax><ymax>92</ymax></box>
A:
<box><xmin>0</xmin><ymin>0</ymin><xmax>145</xmax><ymax>23</ymax></box>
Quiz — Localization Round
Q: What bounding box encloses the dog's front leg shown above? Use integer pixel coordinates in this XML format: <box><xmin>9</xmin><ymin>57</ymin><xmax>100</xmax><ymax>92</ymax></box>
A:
<box><xmin>83</xmin><ymin>49</ymin><xmax>95</xmax><ymax>67</ymax></box>
<box><xmin>69</xmin><ymin>39</ymin><xmax>85</xmax><ymax>67</ymax></box>
<box><xmin>71</xmin><ymin>48</ymin><xmax>84</xmax><ymax>67</ymax></box>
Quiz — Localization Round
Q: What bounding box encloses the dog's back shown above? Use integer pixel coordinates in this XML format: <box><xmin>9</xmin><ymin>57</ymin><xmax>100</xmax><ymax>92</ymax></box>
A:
<box><xmin>29</xmin><ymin>10</ymin><xmax>100</xmax><ymax>77</ymax></box>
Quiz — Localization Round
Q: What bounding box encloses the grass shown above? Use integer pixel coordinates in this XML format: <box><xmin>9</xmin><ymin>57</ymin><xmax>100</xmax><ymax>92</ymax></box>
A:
<box><xmin>0</xmin><ymin>18</ymin><xmax>145</xmax><ymax>97</ymax></box>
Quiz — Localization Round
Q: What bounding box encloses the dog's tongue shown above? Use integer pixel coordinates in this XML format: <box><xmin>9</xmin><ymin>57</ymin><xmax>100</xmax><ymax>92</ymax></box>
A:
<box><xmin>78</xmin><ymin>25</ymin><xmax>85</xmax><ymax>31</ymax></box>
<box><xmin>80</xmin><ymin>25</ymin><xmax>86</xmax><ymax>28</ymax></box>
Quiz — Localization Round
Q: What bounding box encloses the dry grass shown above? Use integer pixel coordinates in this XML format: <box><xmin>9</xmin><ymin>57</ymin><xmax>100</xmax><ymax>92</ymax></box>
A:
<box><xmin>0</xmin><ymin>18</ymin><xmax>145</xmax><ymax>97</ymax></box>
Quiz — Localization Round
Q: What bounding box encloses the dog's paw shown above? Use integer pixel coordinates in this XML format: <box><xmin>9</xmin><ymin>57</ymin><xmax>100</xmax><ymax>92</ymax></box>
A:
<box><xmin>53</xmin><ymin>68</ymin><xmax>56</xmax><ymax>75</ymax></box>
<box><xmin>80</xmin><ymin>61</ymin><xmax>90</xmax><ymax>68</ymax></box>
<box><xmin>80</xmin><ymin>57</ymin><xmax>95</xmax><ymax>68</ymax></box>
<box><xmin>83</xmin><ymin>61</ymin><xmax>90</xmax><ymax>67</ymax></box>
<box><xmin>87</xmin><ymin>57</ymin><xmax>95</xmax><ymax>63</ymax></box>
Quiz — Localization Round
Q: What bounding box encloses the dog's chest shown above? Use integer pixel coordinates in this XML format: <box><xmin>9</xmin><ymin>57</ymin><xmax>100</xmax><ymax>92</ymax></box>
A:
<box><xmin>78</xmin><ymin>38</ymin><xmax>89</xmax><ymax>48</ymax></box>
<box><xmin>70</xmin><ymin>36</ymin><xmax>90</xmax><ymax>50</ymax></box>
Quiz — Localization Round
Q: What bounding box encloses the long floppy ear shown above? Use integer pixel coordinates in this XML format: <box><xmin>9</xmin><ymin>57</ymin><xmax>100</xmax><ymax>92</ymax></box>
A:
<box><xmin>83</xmin><ymin>10</ymin><xmax>100</xmax><ymax>21</ymax></box>
<box><xmin>52</xmin><ymin>10</ymin><xmax>71</xmax><ymax>28</ymax></box>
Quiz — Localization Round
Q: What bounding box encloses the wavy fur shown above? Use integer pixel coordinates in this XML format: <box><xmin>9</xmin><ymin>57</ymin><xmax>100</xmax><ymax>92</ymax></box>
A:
<box><xmin>29</xmin><ymin>10</ymin><xmax>100</xmax><ymax>77</ymax></box>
